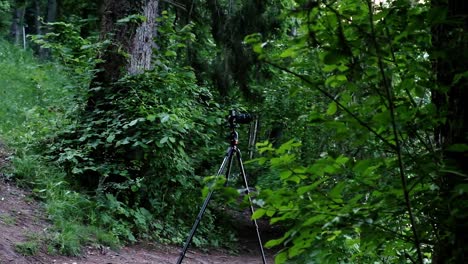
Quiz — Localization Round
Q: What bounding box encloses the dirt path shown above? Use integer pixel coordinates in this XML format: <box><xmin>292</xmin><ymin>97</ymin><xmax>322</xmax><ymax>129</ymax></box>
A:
<box><xmin>0</xmin><ymin>145</ymin><xmax>276</xmax><ymax>264</ymax></box>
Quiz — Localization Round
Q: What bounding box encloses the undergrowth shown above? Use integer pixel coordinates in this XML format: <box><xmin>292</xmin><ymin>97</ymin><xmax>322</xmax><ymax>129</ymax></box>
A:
<box><xmin>0</xmin><ymin>21</ymin><xmax>239</xmax><ymax>255</ymax></box>
<box><xmin>0</xmin><ymin>39</ymin><xmax>117</xmax><ymax>256</ymax></box>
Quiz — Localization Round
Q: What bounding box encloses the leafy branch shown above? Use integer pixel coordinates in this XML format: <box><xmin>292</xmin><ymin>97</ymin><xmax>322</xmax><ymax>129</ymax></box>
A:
<box><xmin>365</xmin><ymin>0</ymin><xmax>423</xmax><ymax>263</ymax></box>
<box><xmin>265</xmin><ymin>60</ymin><xmax>397</xmax><ymax>152</ymax></box>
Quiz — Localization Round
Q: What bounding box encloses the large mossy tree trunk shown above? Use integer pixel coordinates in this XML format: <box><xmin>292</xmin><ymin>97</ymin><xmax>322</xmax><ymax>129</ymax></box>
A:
<box><xmin>128</xmin><ymin>0</ymin><xmax>158</xmax><ymax>75</ymax></box>
<box><xmin>81</xmin><ymin>0</ymin><xmax>159</xmax><ymax>189</ymax></box>
<box><xmin>87</xmin><ymin>0</ymin><xmax>159</xmax><ymax>110</ymax></box>
<box><xmin>431</xmin><ymin>0</ymin><xmax>468</xmax><ymax>262</ymax></box>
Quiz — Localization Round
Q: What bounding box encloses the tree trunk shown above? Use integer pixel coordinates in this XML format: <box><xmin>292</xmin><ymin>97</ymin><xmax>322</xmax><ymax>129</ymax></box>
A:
<box><xmin>46</xmin><ymin>0</ymin><xmax>57</xmax><ymax>24</ymax></box>
<box><xmin>128</xmin><ymin>0</ymin><xmax>158</xmax><ymax>75</ymax></box>
<box><xmin>33</xmin><ymin>0</ymin><xmax>42</xmax><ymax>35</ymax></box>
<box><xmin>37</xmin><ymin>0</ymin><xmax>57</xmax><ymax>58</ymax></box>
<box><xmin>431</xmin><ymin>0</ymin><xmax>468</xmax><ymax>263</ymax></box>
<box><xmin>87</xmin><ymin>0</ymin><xmax>159</xmax><ymax>110</ymax></box>
<box><xmin>10</xmin><ymin>3</ymin><xmax>25</xmax><ymax>46</ymax></box>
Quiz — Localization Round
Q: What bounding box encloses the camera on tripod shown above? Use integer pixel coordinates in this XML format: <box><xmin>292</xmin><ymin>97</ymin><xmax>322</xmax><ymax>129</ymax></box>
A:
<box><xmin>177</xmin><ymin>108</ymin><xmax>267</xmax><ymax>264</ymax></box>
<box><xmin>228</xmin><ymin>109</ymin><xmax>253</xmax><ymax>126</ymax></box>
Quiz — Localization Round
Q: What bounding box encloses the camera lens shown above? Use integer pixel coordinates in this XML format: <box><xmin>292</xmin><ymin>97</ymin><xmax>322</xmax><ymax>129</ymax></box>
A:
<box><xmin>236</xmin><ymin>113</ymin><xmax>252</xmax><ymax>124</ymax></box>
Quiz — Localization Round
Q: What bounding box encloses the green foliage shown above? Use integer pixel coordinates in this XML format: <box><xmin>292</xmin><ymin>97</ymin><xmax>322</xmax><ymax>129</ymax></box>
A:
<box><xmin>15</xmin><ymin>240</ymin><xmax>40</xmax><ymax>256</ymax></box>
<box><xmin>44</xmin><ymin>16</ymin><xmax>234</xmax><ymax>247</ymax></box>
<box><xmin>243</xmin><ymin>0</ymin><xmax>455</xmax><ymax>263</ymax></box>
<box><xmin>0</xmin><ymin>39</ymin><xmax>74</xmax><ymax>145</ymax></box>
<box><xmin>0</xmin><ymin>39</ymin><xmax>118</xmax><ymax>256</ymax></box>
<box><xmin>254</xmin><ymin>140</ymin><xmax>416</xmax><ymax>263</ymax></box>
<box><xmin>0</xmin><ymin>0</ymin><xmax>11</xmax><ymax>35</ymax></box>
<box><xmin>14</xmin><ymin>232</ymin><xmax>42</xmax><ymax>256</ymax></box>
<box><xmin>0</xmin><ymin>213</ymin><xmax>16</xmax><ymax>225</ymax></box>
<box><xmin>30</xmin><ymin>19</ymin><xmax>103</xmax><ymax>82</ymax></box>
<box><xmin>3</xmin><ymin>0</ymin><xmax>465</xmax><ymax>261</ymax></box>
<box><xmin>10</xmin><ymin>152</ymin><xmax>119</xmax><ymax>256</ymax></box>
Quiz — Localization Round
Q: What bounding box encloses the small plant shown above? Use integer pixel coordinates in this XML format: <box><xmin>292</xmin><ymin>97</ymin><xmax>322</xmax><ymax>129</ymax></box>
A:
<box><xmin>15</xmin><ymin>241</ymin><xmax>40</xmax><ymax>256</ymax></box>
<box><xmin>15</xmin><ymin>233</ymin><xmax>42</xmax><ymax>256</ymax></box>
<box><xmin>0</xmin><ymin>213</ymin><xmax>16</xmax><ymax>225</ymax></box>
<box><xmin>46</xmin><ymin>225</ymin><xmax>85</xmax><ymax>256</ymax></box>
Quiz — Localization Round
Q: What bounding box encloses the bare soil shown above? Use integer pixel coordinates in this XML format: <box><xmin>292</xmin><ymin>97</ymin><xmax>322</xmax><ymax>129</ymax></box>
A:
<box><xmin>0</xmin><ymin>144</ymin><xmax>277</xmax><ymax>264</ymax></box>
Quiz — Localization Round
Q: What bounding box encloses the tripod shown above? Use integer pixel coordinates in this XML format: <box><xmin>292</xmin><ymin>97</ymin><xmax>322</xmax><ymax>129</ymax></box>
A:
<box><xmin>176</xmin><ymin>110</ymin><xmax>267</xmax><ymax>264</ymax></box>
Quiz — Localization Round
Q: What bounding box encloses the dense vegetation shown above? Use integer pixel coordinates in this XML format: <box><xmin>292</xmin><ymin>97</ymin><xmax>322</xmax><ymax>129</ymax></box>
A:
<box><xmin>0</xmin><ymin>0</ymin><xmax>466</xmax><ymax>263</ymax></box>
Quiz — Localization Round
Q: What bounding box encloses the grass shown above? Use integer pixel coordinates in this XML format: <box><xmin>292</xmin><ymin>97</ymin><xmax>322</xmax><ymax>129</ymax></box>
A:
<box><xmin>0</xmin><ymin>213</ymin><xmax>16</xmax><ymax>225</ymax></box>
<box><xmin>9</xmin><ymin>143</ymin><xmax>120</xmax><ymax>256</ymax></box>
<box><xmin>15</xmin><ymin>240</ymin><xmax>40</xmax><ymax>256</ymax></box>
<box><xmin>0</xmin><ymin>38</ymin><xmax>119</xmax><ymax>256</ymax></box>
<box><xmin>14</xmin><ymin>232</ymin><xmax>42</xmax><ymax>256</ymax></box>
<box><xmin>0</xmin><ymin>38</ymin><xmax>73</xmax><ymax>145</ymax></box>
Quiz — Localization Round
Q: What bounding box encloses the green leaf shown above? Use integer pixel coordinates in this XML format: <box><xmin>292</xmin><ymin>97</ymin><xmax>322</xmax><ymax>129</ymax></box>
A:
<box><xmin>106</xmin><ymin>133</ymin><xmax>115</xmax><ymax>143</ymax></box>
<box><xmin>252</xmin><ymin>43</ymin><xmax>263</xmax><ymax>54</ymax></box>
<box><xmin>280</xmin><ymin>47</ymin><xmax>297</xmax><ymax>58</ymax></box>
<box><xmin>160</xmin><ymin>136</ymin><xmax>168</xmax><ymax>144</ymax></box>
<box><xmin>252</xmin><ymin>208</ymin><xmax>266</xmax><ymax>219</ymax></box>
<box><xmin>337</xmin><ymin>64</ymin><xmax>349</xmax><ymax>72</ymax></box>
<box><xmin>280</xmin><ymin>170</ymin><xmax>293</xmax><ymax>180</ymax></box>
<box><xmin>335</xmin><ymin>155</ymin><xmax>349</xmax><ymax>165</ymax></box>
<box><xmin>146</xmin><ymin>114</ymin><xmax>157</xmax><ymax>122</ymax></box>
<box><xmin>256</xmin><ymin>141</ymin><xmax>270</xmax><ymax>147</ymax></box>
<box><xmin>266</xmin><ymin>209</ymin><xmax>275</xmax><ymax>217</ymax></box>
<box><xmin>164</xmin><ymin>50</ymin><xmax>177</xmax><ymax>57</ymax></box>
<box><xmin>265</xmin><ymin>237</ymin><xmax>286</xmax><ymax>248</ymax></box>
<box><xmin>275</xmin><ymin>251</ymin><xmax>288</xmax><ymax>264</ymax></box>
<box><xmin>323</xmin><ymin>64</ymin><xmax>337</xmax><ymax>72</ymax></box>
<box><xmin>326</xmin><ymin>101</ymin><xmax>337</xmax><ymax>115</ymax></box>
<box><xmin>452</xmin><ymin>71</ymin><xmax>468</xmax><ymax>85</ymax></box>
<box><xmin>327</xmin><ymin>230</ymin><xmax>342</xmax><ymax>241</ymax></box>
<box><xmin>287</xmin><ymin>175</ymin><xmax>301</xmax><ymax>184</ymax></box>
<box><xmin>297</xmin><ymin>178</ymin><xmax>326</xmax><ymax>195</ymax></box>
<box><xmin>244</xmin><ymin>33</ymin><xmax>262</xmax><ymax>44</ymax></box>
<box><xmin>128</xmin><ymin>118</ymin><xmax>140</xmax><ymax>127</ymax></box>
<box><xmin>330</xmin><ymin>182</ymin><xmax>346</xmax><ymax>199</ymax></box>
<box><xmin>160</xmin><ymin>114</ymin><xmax>170</xmax><ymax>123</ymax></box>
<box><xmin>336</xmin><ymin>75</ymin><xmax>347</xmax><ymax>81</ymax></box>
<box><xmin>117</xmin><ymin>14</ymin><xmax>147</xmax><ymax>24</ymax></box>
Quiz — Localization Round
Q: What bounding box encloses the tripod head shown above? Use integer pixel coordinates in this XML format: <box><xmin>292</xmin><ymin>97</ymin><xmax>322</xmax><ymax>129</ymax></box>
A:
<box><xmin>227</xmin><ymin>110</ymin><xmax>253</xmax><ymax>128</ymax></box>
<box><xmin>227</xmin><ymin>110</ymin><xmax>253</xmax><ymax>146</ymax></box>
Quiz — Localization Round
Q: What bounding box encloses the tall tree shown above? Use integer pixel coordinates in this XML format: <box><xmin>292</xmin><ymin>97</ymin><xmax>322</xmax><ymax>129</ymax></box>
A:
<box><xmin>32</xmin><ymin>0</ymin><xmax>41</xmax><ymax>35</ymax></box>
<box><xmin>46</xmin><ymin>0</ymin><xmax>56</xmax><ymax>24</ymax></box>
<box><xmin>9</xmin><ymin>0</ymin><xmax>26</xmax><ymax>45</ymax></box>
<box><xmin>87</xmin><ymin>0</ymin><xmax>159</xmax><ymax>109</ymax></box>
<box><xmin>431</xmin><ymin>0</ymin><xmax>468</xmax><ymax>262</ymax></box>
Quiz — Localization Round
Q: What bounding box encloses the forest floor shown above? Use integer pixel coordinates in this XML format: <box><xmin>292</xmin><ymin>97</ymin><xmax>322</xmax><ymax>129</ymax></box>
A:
<box><xmin>0</xmin><ymin>144</ymin><xmax>277</xmax><ymax>264</ymax></box>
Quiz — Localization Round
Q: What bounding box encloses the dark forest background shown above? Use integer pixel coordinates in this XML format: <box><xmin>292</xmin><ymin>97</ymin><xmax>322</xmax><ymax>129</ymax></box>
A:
<box><xmin>0</xmin><ymin>0</ymin><xmax>467</xmax><ymax>263</ymax></box>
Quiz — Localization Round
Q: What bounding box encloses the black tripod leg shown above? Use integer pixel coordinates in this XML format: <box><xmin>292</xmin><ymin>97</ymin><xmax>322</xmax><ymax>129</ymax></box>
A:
<box><xmin>236</xmin><ymin>149</ymin><xmax>267</xmax><ymax>264</ymax></box>
<box><xmin>176</xmin><ymin>148</ymin><xmax>235</xmax><ymax>264</ymax></box>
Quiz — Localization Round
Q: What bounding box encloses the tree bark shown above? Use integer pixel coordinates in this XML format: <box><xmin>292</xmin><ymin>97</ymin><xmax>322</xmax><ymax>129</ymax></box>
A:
<box><xmin>10</xmin><ymin>3</ymin><xmax>25</xmax><ymax>46</ymax></box>
<box><xmin>92</xmin><ymin>0</ymin><xmax>135</xmax><ymax>86</ymax></box>
<box><xmin>128</xmin><ymin>0</ymin><xmax>159</xmax><ymax>75</ymax></box>
<box><xmin>87</xmin><ymin>0</ymin><xmax>159</xmax><ymax>110</ymax></box>
<box><xmin>33</xmin><ymin>0</ymin><xmax>42</xmax><ymax>35</ymax></box>
<box><xmin>431</xmin><ymin>0</ymin><xmax>468</xmax><ymax>263</ymax></box>
<box><xmin>46</xmin><ymin>0</ymin><xmax>57</xmax><ymax>24</ymax></box>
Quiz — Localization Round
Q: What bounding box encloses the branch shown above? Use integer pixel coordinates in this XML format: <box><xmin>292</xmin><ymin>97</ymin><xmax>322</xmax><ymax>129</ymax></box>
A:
<box><xmin>161</xmin><ymin>0</ymin><xmax>187</xmax><ymax>12</ymax></box>
<box><xmin>365</xmin><ymin>0</ymin><xmax>424</xmax><ymax>263</ymax></box>
<box><xmin>265</xmin><ymin>61</ymin><xmax>398</xmax><ymax>152</ymax></box>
